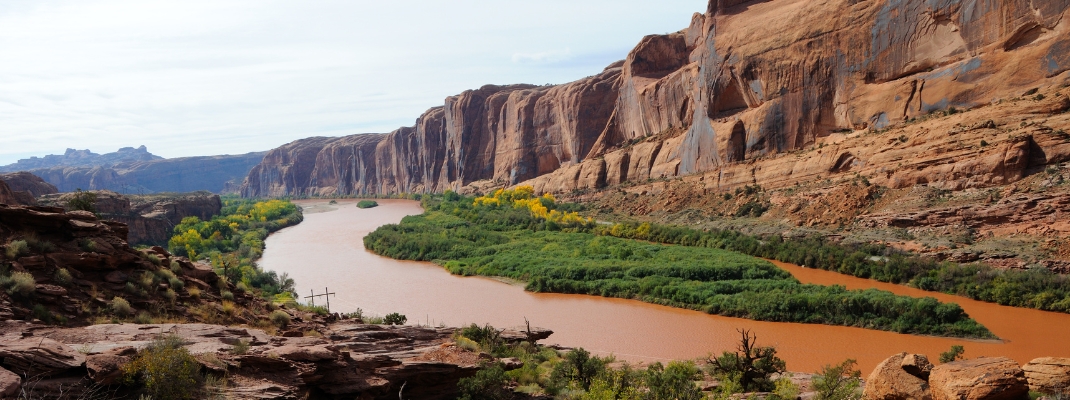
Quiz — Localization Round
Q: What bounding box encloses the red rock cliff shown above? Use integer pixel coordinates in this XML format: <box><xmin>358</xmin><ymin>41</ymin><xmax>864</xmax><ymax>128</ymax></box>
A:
<box><xmin>240</xmin><ymin>0</ymin><xmax>1070</xmax><ymax>197</ymax></box>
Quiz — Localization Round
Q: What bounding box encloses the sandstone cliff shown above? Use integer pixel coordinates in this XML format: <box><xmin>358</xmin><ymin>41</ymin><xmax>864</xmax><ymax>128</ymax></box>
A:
<box><xmin>0</xmin><ymin>145</ymin><xmax>161</xmax><ymax>172</ymax></box>
<box><xmin>0</xmin><ymin>172</ymin><xmax>57</xmax><ymax>206</ymax></box>
<box><xmin>240</xmin><ymin>0</ymin><xmax>1070</xmax><ymax>200</ymax></box>
<box><xmin>38</xmin><ymin>191</ymin><xmax>223</xmax><ymax>246</ymax></box>
<box><xmin>29</xmin><ymin>151</ymin><xmax>266</xmax><ymax>194</ymax></box>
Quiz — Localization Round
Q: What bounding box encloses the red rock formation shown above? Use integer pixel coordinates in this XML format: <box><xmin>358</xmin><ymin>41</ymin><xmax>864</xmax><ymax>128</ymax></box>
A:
<box><xmin>241</xmin><ymin>0</ymin><xmax>1070</xmax><ymax>198</ymax></box>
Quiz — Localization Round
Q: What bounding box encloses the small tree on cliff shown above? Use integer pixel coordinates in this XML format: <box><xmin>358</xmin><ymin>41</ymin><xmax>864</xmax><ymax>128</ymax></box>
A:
<box><xmin>67</xmin><ymin>189</ymin><xmax>97</xmax><ymax>213</ymax></box>
<box><xmin>708</xmin><ymin>329</ymin><xmax>786</xmax><ymax>392</ymax></box>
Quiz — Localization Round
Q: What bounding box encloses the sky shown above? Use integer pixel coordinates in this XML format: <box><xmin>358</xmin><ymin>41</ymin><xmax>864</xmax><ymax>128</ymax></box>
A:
<box><xmin>0</xmin><ymin>1</ymin><xmax>707</xmax><ymax>165</ymax></box>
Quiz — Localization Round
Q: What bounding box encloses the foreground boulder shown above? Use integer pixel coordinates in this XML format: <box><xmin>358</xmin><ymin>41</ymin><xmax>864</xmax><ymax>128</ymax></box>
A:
<box><xmin>1023</xmin><ymin>357</ymin><xmax>1070</xmax><ymax>394</ymax></box>
<box><xmin>0</xmin><ymin>366</ymin><xmax>20</xmax><ymax>398</ymax></box>
<box><xmin>929</xmin><ymin>357</ymin><xmax>1028</xmax><ymax>400</ymax></box>
<box><xmin>864</xmin><ymin>352</ymin><xmax>933</xmax><ymax>400</ymax></box>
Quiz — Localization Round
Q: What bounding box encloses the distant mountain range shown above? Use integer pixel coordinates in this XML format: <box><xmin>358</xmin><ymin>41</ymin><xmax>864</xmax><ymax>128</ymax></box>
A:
<box><xmin>1</xmin><ymin>146</ymin><xmax>266</xmax><ymax>195</ymax></box>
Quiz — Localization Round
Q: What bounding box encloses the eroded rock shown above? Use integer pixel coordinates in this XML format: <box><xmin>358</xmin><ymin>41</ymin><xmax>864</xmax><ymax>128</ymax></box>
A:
<box><xmin>864</xmin><ymin>352</ymin><xmax>933</xmax><ymax>400</ymax></box>
<box><xmin>1023</xmin><ymin>357</ymin><xmax>1070</xmax><ymax>394</ymax></box>
<box><xmin>929</xmin><ymin>357</ymin><xmax>1028</xmax><ymax>400</ymax></box>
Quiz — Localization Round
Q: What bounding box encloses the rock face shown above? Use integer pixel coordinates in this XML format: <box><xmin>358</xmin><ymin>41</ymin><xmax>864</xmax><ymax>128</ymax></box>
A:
<box><xmin>0</xmin><ymin>172</ymin><xmax>59</xmax><ymax>201</ymax></box>
<box><xmin>864</xmin><ymin>352</ymin><xmax>934</xmax><ymax>400</ymax></box>
<box><xmin>0</xmin><ymin>320</ymin><xmax>545</xmax><ymax>399</ymax></box>
<box><xmin>240</xmin><ymin>0</ymin><xmax>1070</xmax><ymax>199</ymax></box>
<box><xmin>928</xmin><ymin>357</ymin><xmax>1029</xmax><ymax>400</ymax></box>
<box><xmin>1023</xmin><ymin>357</ymin><xmax>1070</xmax><ymax>394</ymax></box>
<box><xmin>26</xmin><ymin>151</ymin><xmax>266</xmax><ymax>194</ymax></box>
<box><xmin>38</xmin><ymin>190</ymin><xmax>222</xmax><ymax>246</ymax></box>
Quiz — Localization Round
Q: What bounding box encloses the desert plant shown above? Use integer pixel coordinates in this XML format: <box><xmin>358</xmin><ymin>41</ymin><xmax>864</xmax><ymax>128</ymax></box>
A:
<box><xmin>940</xmin><ymin>345</ymin><xmax>965</xmax><ymax>363</ymax></box>
<box><xmin>138</xmin><ymin>272</ymin><xmax>155</xmax><ymax>289</ymax></box>
<box><xmin>644</xmin><ymin>361</ymin><xmax>704</xmax><ymax>400</ymax></box>
<box><xmin>269</xmin><ymin>310</ymin><xmax>290</xmax><ymax>327</ymax></box>
<box><xmin>457</xmin><ymin>363</ymin><xmax>511</xmax><ymax>400</ymax></box>
<box><xmin>79</xmin><ymin>239</ymin><xmax>98</xmax><ymax>252</ymax></box>
<box><xmin>4</xmin><ymin>240</ymin><xmax>28</xmax><ymax>259</ymax></box>
<box><xmin>111</xmin><ymin>296</ymin><xmax>133</xmax><ymax>316</ymax></box>
<box><xmin>168</xmin><ymin>277</ymin><xmax>184</xmax><ymax>291</ymax></box>
<box><xmin>812</xmin><ymin>359</ymin><xmax>863</xmax><ymax>400</ymax></box>
<box><xmin>549</xmin><ymin>348</ymin><xmax>607</xmax><ymax>391</ymax></box>
<box><xmin>188</xmin><ymin>287</ymin><xmax>201</xmax><ymax>299</ymax></box>
<box><xmin>135</xmin><ymin>311</ymin><xmax>153</xmax><ymax>324</ymax></box>
<box><xmin>23</xmin><ymin>234</ymin><xmax>56</xmax><ymax>253</ymax></box>
<box><xmin>67</xmin><ymin>189</ymin><xmax>97</xmax><ymax>213</ymax></box>
<box><xmin>162</xmin><ymin>288</ymin><xmax>177</xmax><ymax>302</ymax></box>
<box><xmin>770</xmin><ymin>377</ymin><xmax>802</xmax><ymax>400</ymax></box>
<box><xmin>7</xmin><ymin>271</ymin><xmax>36</xmax><ymax>297</ymax></box>
<box><xmin>143</xmin><ymin>252</ymin><xmax>163</xmax><ymax>266</ymax></box>
<box><xmin>231</xmin><ymin>339</ymin><xmax>250</xmax><ymax>355</ymax></box>
<box><xmin>383</xmin><ymin>312</ymin><xmax>407</xmax><ymax>325</ymax></box>
<box><xmin>122</xmin><ymin>334</ymin><xmax>199</xmax><ymax>400</ymax></box>
<box><xmin>221</xmin><ymin>291</ymin><xmax>234</xmax><ymax>301</ymax></box>
<box><xmin>357</xmin><ymin>200</ymin><xmax>378</xmax><ymax>209</ymax></box>
<box><xmin>170</xmin><ymin>260</ymin><xmax>182</xmax><ymax>275</ymax></box>
<box><xmin>54</xmin><ymin>268</ymin><xmax>73</xmax><ymax>286</ymax></box>
<box><xmin>707</xmin><ymin>329</ymin><xmax>786</xmax><ymax>392</ymax></box>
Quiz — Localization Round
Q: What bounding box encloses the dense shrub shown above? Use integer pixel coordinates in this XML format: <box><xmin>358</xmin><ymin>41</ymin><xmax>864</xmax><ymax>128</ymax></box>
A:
<box><xmin>457</xmin><ymin>363</ymin><xmax>511</xmax><ymax>400</ymax></box>
<box><xmin>269</xmin><ymin>310</ymin><xmax>290</xmax><ymax>327</ymax></box>
<box><xmin>67</xmin><ymin>189</ymin><xmax>97</xmax><ymax>213</ymax></box>
<box><xmin>54</xmin><ymin>268</ymin><xmax>73</xmax><ymax>286</ymax></box>
<box><xmin>6</xmin><ymin>271</ymin><xmax>36</xmax><ymax>297</ymax></box>
<box><xmin>364</xmin><ymin>193</ymin><xmax>994</xmax><ymax>338</ymax></box>
<box><xmin>812</xmin><ymin>359</ymin><xmax>863</xmax><ymax>400</ymax></box>
<box><xmin>4</xmin><ymin>240</ymin><xmax>28</xmax><ymax>259</ymax></box>
<box><xmin>357</xmin><ymin>200</ymin><xmax>378</xmax><ymax>209</ymax></box>
<box><xmin>111</xmin><ymin>296</ymin><xmax>133</xmax><ymax>316</ymax></box>
<box><xmin>383</xmin><ymin>312</ymin><xmax>407</xmax><ymax>325</ymax></box>
<box><xmin>122</xmin><ymin>335</ymin><xmax>200</xmax><ymax>400</ymax></box>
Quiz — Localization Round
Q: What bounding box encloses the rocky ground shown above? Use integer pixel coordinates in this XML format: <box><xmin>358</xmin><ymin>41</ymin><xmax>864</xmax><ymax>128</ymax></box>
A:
<box><xmin>864</xmin><ymin>352</ymin><xmax>1070</xmax><ymax>400</ymax></box>
<box><xmin>0</xmin><ymin>318</ymin><xmax>550</xmax><ymax>400</ymax></box>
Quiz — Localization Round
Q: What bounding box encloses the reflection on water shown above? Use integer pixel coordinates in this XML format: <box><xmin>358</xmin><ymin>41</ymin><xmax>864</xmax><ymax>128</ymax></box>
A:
<box><xmin>259</xmin><ymin>199</ymin><xmax>1070</xmax><ymax>372</ymax></box>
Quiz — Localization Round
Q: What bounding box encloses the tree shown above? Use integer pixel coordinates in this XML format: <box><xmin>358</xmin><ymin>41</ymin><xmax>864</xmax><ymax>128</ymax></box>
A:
<box><xmin>383</xmin><ymin>312</ymin><xmax>407</xmax><ymax>325</ymax></box>
<box><xmin>67</xmin><ymin>189</ymin><xmax>97</xmax><ymax>213</ymax></box>
<box><xmin>939</xmin><ymin>345</ymin><xmax>965</xmax><ymax>363</ymax></box>
<box><xmin>812</xmin><ymin>359</ymin><xmax>862</xmax><ymax>400</ymax></box>
<box><xmin>549</xmin><ymin>348</ymin><xmax>607</xmax><ymax>391</ymax></box>
<box><xmin>708</xmin><ymin>329</ymin><xmax>786</xmax><ymax>392</ymax></box>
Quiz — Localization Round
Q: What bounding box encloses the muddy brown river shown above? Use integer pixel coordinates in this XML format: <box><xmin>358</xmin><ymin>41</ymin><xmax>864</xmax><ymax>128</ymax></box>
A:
<box><xmin>259</xmin><ymin>199</ymin><xmax>1070</xmax><ymax>372</ymax></box>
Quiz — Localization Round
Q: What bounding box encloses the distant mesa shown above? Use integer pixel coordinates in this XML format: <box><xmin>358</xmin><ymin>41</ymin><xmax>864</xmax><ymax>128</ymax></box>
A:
<box><xmin>1</xmin><ymin>146</ymin><xmax>266</xmax><ymax>195</ymax></box>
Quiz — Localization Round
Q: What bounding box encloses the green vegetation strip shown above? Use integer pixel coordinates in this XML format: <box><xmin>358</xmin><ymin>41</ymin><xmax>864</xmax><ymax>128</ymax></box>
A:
<box><xmin>364</xmin><ymin>190</ymin><xmax>994</xmax><ymax>338</ymax></box>
<box><xmin>168</xmin><ymin>196</ymin><xmax>303</xmax><ymax>300</ymax></box>
<box><xmin>357</xmin><ymin>200</ymin><xmax>379</xmax><ymax>209</ymax></box>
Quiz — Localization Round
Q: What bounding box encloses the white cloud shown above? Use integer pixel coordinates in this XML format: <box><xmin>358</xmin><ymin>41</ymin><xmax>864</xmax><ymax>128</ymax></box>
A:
<box><xmin>0</xmin><ymin>0</ymin><xmax>708</xmax><ymax>165</ymax></box>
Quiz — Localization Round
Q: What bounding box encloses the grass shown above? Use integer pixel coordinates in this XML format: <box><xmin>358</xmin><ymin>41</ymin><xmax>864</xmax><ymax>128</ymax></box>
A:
<box><xmin>365</xmin><ymin>191</ymin><xmax>994</xmax><ymax>339</ymax></box>
<box><xmin>54</xmin><ymin>268</ymin><xmax>73</xmax><ymax>286</ymax></box>
<box><xmin>4</xmin><ymin>240</ymin><xmax>28</xmax><ymax>259</ymax></box>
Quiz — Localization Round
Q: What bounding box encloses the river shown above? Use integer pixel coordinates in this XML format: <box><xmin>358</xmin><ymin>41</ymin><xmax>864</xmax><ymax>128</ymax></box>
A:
<box><xmin>258</xmin><ymin>199</ymin><xmax>1070</xmax><ymax>372</ymax></box>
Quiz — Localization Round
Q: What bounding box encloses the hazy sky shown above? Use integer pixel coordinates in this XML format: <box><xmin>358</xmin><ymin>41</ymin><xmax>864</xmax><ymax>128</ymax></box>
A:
<box><xmin>0</xmin><ymin>1</ymin><xmax>707</xmax><ymax>165</ymax></box>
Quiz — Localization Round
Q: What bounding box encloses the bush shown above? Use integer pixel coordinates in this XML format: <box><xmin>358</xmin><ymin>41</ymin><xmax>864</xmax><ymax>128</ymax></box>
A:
<box><xmin>383</xmin><ymin>312</ymin><xmax>407</xmax><ymax>325</ymax></box>
<box><xmin>188</xmin><ymin>287</ymin><xmax>201</xmax><ymax>299</ymax></box>
<box><xmin>67</xmin><ymin>189</ymin><xmax>97</xmax><ymax>213</ymax></box>
<box><xmin>54</xmin><ymin>268</ymin><xmax>73</xmax><ymax>286</ymax></box>
<box><xmin>231</xmin><ymin>339</ymin><xmax>250</xmax><ymax>355</ymax></box>
<box><xmin>135</xmin><ymin>311</ymin><xmax>154</xmax><ymax>324</ymax></box>
<box><xmin>169</xmin><ymin>277</ymin><xmax>184</xmax><ymax>291</ymax></box>
<box><xmin>4</xmin><ymin>240</ymin><xmax>28</xmax><ymax>259</ymax></box>
<box><xmin>269</xmin><ymin>310</ymin><xmax>290</xmax><ymax>327</ymax></box>
<box><xmin>162</xmin><ymin>288</ymin><xmax>177</xmax><ymax>302</ymax></box>
<box><xmin>457</xmin><ymin>363</ymin><xmax>511</xmax><ymax>400</ymax></box>
<box><xmin>708</xmin><ymin>329</ymin><xmax>785</xmax><ymax>392</ymax></box>
<box><xmin>812</xmin><ymin>359</ymin><xmax>862</xmax><ymax>400</ymax></box>
<box><xmin>23</xmin><ymin>234</ymin><xmax>56</xmax><ymax>253</ymax></box>
<box><xmin>170</xmin><ymin>260</ymin><xmax>182</xmax><ymax>274</ymax></box>
<box><xmin>549</xmin><ymin>348</ymin><xmax>607</xmax><ymax>391</ymax></box>
<box><xmin>357</xmin><ymin>200</ymin><xmax>379</xmax><ymax>209</ymax></box>
<box><xmin>221</xmin><ymin>291</ymin><xmax>234</xmax><ymax>301</ymax></box>
<box><xmin>122</xmin><ymin>335</ymin><xmax>199</xmax><ymax>400</ymax></box>
<box><xmin>940</xmin><ymin>345</ymin><xmax>965</xmax><ymax>363</ymax></box>
<box><xmin>7</xmin><ymin>271</ymin><xmax>36</xmax><ymax>297</ymax></box>
<box><xmin>79</xmin><ymin>239</ymin><xmax>98</xmax><ymax>252</ymax></box>
<box><xmin>644</xmin><ymin>361</ymin><xmax>704</xmax><ymax>400</ymax></box>
<box><xmin>111</xmin><ymin>296</ymin><xmax>133</xmax><ymax>316</ymax></box>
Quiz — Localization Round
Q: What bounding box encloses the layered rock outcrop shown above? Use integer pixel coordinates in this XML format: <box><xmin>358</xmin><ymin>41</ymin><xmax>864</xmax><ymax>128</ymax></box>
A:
<box><xmin>928</xmin><ymin>357</ymin><xmax>1029</xmax><ymax>400</ymax></box>
<box><xmin>240</xmin><ymin>0</ymin><xmax>1070</xmax><ymax>200</ymax></box>
<box><xmin>37</xmin><ymin>191</ymin><xmax>223</xmax><ymax>246</ymax></box>
<box><xmin>0</xmin><ymin>320</ymin><xmax>546</xmax><ymax>399</ymax></box>
<box><xmin>1023</xmin><ymin>357</ymin><xmax>1070</xmax><ymax>394</ymax></box>
<box><xmin>864</xmin><ymin>352</ymin><xmax>934</xmax><ymax>400</ymax></box>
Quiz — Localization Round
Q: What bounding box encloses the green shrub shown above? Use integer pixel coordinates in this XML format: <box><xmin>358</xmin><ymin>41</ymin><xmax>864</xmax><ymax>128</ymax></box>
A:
<box><xmin>7</xmin><ymin>271</ymin><xmax>36</xmax><ymax>297</ymax></box>
<box><xmin>79</xmin><ymin>239</ymin><xmax>98</xmax><ymax>252</ymax></box>
<box><xmin>4</xmin><ymin>240</ymin><xmax>28</xmax><ymax>259</ymax></box>
<box><xmin>122</xmin><ymin>335</ymin><xmax>199</xmax><ymax>400</ymax></box>
<box><xmin>135</xmin><ymin>311</ymin><xmax>153</xmax><ymax>324</ymax></box>
<box><xmin>708</xmin><ymin>330</ymin><xmax>785</xmax><ymax>393</ymax></box>
<box><xmin>549</xmin><ymin>348</ymin><xmax>607</xmax><ymax>392</ymax></box>
<box><xmin>33</xmin><ymin>304</ymin><xmax>53</xmax><ymax>323</ymax></box>
<box><xmin>170</xmin><ymin>260</ymin><xmax>182</xmax><ymax>275</ymax></box>
<box><xmin>221</xmin><ymin>291</ymin><xmax>234</xmax><ymax>301</ymax></box>
<box><xmin>188</xmin><ymin>287</ymin><xmax>201</xmax><ymax>299</ymax></box>
<box><xmin>23</xmin><ymin>234</ymin><xmax>56</xmax><ymax>253</ymax></box>
<box><xmin>357</xmin><ymin>200</ymin><xmax>379</xmax><ymax>209</ymax></box>
<box><xmin>143</xmin><ymin>252</ymin><xmax>163</xmax><ymax>266</ymax></box>
<box><xmin>169</xmin><ymin>277</ymin><xmax>184</xmax><ymax>291</ymax></box>
<box><xmin>138</xmin><ymin>272</ymin><xmax>155</xmax><ymax>289</ymax></box>
<box><xmin>644</xmin><ymin>361</ymin><xmax>704</xmax><ymax>400</ymax></box>
<box><xmin>111</xmin><ymin>296</ymin><xmax>133</xmax><ymax>316</ymax></box>
<box><xmin>383</xmin><ymin>312</ymin><xmax>407</xmax><ymax>325</ymax></box>
<box><xmin>812</xmin><ymin>359</ymin><xmax>863</xmax><ymax>400</ymax></box>
<box><xmin>162</xmin><ymin>288</ymin><xmax>177</xmax><ymax>302</ymax></box>
<box><xmin>231</xmin><ymin>339</ymin><xmax>250</xmax><ymax>355</ymax></box>
<box><xmin>939</xmin><ymin>345</ymin><xmax>965</xmax><ymax>363</ymax></box>
<box><xmin>67</xmin><ymin>189</ymin><xmax>97</xmax><ymax>213</ymax></box>
<box><xmin>457</xmin><ymin>363</ymin><xmax>511</xmax><ymax>400</ymax></box>
<box><xmin>269</xmin><ymin>310</ymin><xmax>290</xmax><ymax>327</ymax></box>
<box><xmin>54</xmin><ymin>268</ymin><xmax>73</xmax><ymax>286</ymax></box>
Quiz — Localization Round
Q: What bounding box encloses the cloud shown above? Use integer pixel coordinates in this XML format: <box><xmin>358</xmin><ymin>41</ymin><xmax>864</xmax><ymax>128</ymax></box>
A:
<box><xmin>511</xmin><ymin>48</ymin><xmax>572</xmax><ymax>64</ymax></box>
<box><xmin>0</xmin><ymin>0</ymin><xmax>708</xmax><ymax>165</ymax></box>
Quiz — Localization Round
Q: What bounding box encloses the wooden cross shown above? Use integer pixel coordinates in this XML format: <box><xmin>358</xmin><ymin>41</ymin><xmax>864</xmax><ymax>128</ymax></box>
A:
<box><xmin>304</xmin><ymin>287</ymin><xmax>336</xmax><ymax>312</ymax></box>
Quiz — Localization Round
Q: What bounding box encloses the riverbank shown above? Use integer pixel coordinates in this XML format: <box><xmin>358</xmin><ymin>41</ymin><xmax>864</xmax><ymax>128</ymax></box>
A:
<box><xmin>258</xmin><ymin>198</ymin><xmax>1070</xmax><ymax>373</ymax></box>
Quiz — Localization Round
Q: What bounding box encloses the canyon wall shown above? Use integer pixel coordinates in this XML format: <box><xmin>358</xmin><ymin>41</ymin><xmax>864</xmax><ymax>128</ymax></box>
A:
<box><xmin>240</xmin><ymin>0</ymin><xmax>1070</xmax><ymax>198</ymax></box>
<box><xmin>38</xmin><ymin>191</ymin><xmax>222</xmax><ymax>246</ymax></box>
